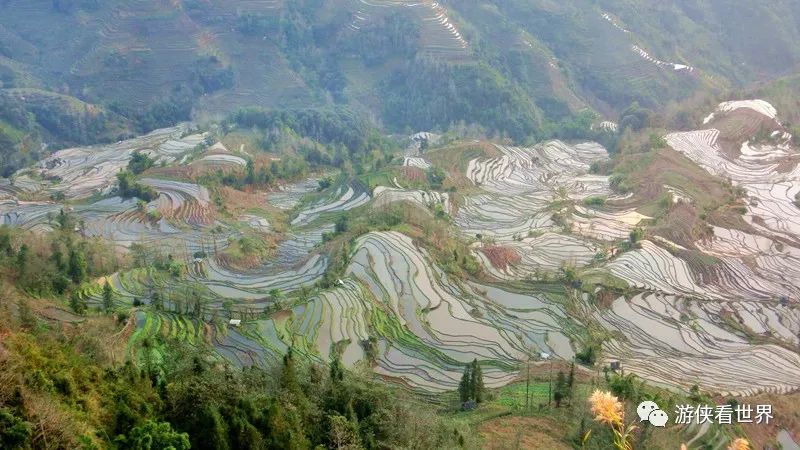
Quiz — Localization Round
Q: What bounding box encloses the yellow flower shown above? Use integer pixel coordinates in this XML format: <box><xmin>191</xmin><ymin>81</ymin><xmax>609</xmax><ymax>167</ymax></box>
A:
<box><xmin>727</xmin><ymin>438</ymin><xmax>750</xmax><ymax>450</ymax></box>
<box><xmin>589</xmin><ymin>390</ymin><xmax>624</xmax><ymax>426</ymax></box>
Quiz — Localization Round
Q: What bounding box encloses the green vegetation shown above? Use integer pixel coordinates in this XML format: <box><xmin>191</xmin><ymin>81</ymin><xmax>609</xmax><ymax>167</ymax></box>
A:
<box><xmin>0</xmin><ymin>90</ymin><xmax>132</xmax><ymax>176</ymax></box>
<box><xmin>383</xmin><ymin>61</ymin><xmax>540</xmax><ymax>142</ymax></box>
<box><xmin>0</xmin><ymin>220</ymin><xmax>121</xmax><ymax>297</ymax></box>
<box><xmin>458</xmin><ymin>359</ymin><xmax>486</xmax><ymax>405</ymax></box>
<box><xmin>116</xmin><ymin>170</ymin><xmax>157</xmax><ymax>202</ymax></box>
<box><xmin>197</xmin><ymin>157</ymin><xmax>309</xmax><ymax>191</ymax></box>
<box><xmin>229</xmin><ymin>107</ymin><xmax>395</xmax><ymax>160</ymax></box>
<box><xmin>0</xmin><ymin>408</ymin><xmax>31</xmax><ymax>449</ymax></box>
<box><xmin>128</xmin><ymin>151</ymin><xmax>155</xmax><ymax>175</ymax></box>
<box><xmin>1</xmin><ymin>0</ymin><xmax>799</xmax><ymax>180</ymax></box>
<box><xmin>120</xmin><ymin>421</ymin><xmax>191</xmax><ymax>450</ymax></box>
<box><xmin>583</xmin><ymin>196</ymin><xmax>607</xmax><ymax>207</ymax></box>
<box><xmin>0</xmin><ymin>223</ymin><xmax>479</xmax><ymax>449</ymax></box>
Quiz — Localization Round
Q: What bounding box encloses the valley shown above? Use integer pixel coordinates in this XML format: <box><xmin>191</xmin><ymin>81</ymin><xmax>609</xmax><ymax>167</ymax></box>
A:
<box><xmin>2</xmin><ymin>1</ymin><xmax>800</xmax><ymax>449</ymax></box>
<box><xmin>2</xmin><ymin>95</ymin><xmax>800</xmax><ymax>448</ymax></box>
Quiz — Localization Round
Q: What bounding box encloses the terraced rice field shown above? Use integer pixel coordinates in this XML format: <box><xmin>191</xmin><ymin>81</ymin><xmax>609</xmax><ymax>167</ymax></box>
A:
<box><xmin>571</xmin><ymin>102</ymin><xmax>800</xmax><ymax>395</ymax></box>
<box><xmin>403</xmin><ymin>156</ymin><xmax>432</xmax><ymax>169</ymax></box>
<box><xmin>661</xmin><ymin>102</ymin><xmax>800</xmax><ymax>298</ymax></box>
<box><xmin>5</xmin><ymin>106</ymin><xmax>799</xmax><ymax>399</ymax></box>
<box><xmin>600</xmin><ymin>11</ymin><xmax>695</xmax><ymax>73</ymax></box>
<box><xmin>119</xmin><ymin>227</ymin><xmax>575</xmax><ymax>392</ymax></box>
<box><xmin>290</xmin><ymin>183</ymin><xmax>370</xmax><ymax>226</ymax></box>
<box><xmin>349</xmin><ymin>0</ymin><xmax>469</xmax><ymax>60</ymax></box>
<box><xmin>11</xmin><ymin>124</ymin><xmax>204</xmax><ymax>199</ymax></box>
<box><xmin>455</xmin><ymin>141</ymin><xmax>620</xmax><ymax>243</ymax></box>
<box><xmin>198</xmin><ymin>154</ymin><xmax>248</xmax><ymax>167</ymax></box>
<box><xmin>476</xmin><ymin>233</ymin><xmax>596</xmax><ymax>280</ymax></box>
<box><xmin>0</xmin><ymin>200</ymin><xmax>62</xmax><ymax>232</ymax></box>
<box><xmin>196</xmin><ymin>254</ymin><xmax>328</xmax><ymax>300</ymax></box>
<box><xmin>571</xmin><ymin>206</ymin><xmax>649</xmax><ymax>241</ymax></box>
<box><xmin>595</xmin><ymin>293</ymin><xmax>800</xmax><ymax>396</ymax></box>
<box><xmin>267</xmin><ymin>177</ymin><xmax>323</xmax><ymax>210</ymax></box>
<box><xmin>372</xmin><ymin>186</ymin><xmax>450</xmax><ymax>213</ymax></box>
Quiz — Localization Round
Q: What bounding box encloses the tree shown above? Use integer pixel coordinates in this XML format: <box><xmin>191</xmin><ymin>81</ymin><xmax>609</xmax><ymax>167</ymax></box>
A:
<box><xmin>102</xmin><ymin>281</ymin><xmax>114</xmax><ymax>312</ymax></box>
<box><xmin>55</xmin><ymin>208</ymin><xmax>75</xmax><ymax>231</ymax></box>
<box><xmin>458</xmin><ymin>364</ymin><xmax>472</xmax><ymax>403</ymax></box>
<box><xmin>281</xmin><ymin>347</ymin><xmax>301</xmax><ymax>396</ymax></box>
<box><xmin>469</xmin><ymin>359</ymin><xmax>485</xmax><ymax>403</ymax></box>
<box><xmin>0</xmin><ymin>230</ymin><xmax>12</xmax><ymax>257</ymax></box>
<box><xmin>67</xmin><ymin>248</ymin><xmax>87</xmax><ymax>284</ymax></box>
<box><xmin>194</xmin><ymin>406</ymin><xmax>230</xmax><ymax>450</ymax></box>
<box><xmin>619</xmin><ymin>102</ymin><xmax>652</xmax><ymax>132</ymax></box>
<box><xmin>128</xmin><ymin>151</ymin><xmax>155</xmax><ymax>175</ymax></box>
<box><xmin>0</xmin><ymin>407</ymin><xmax>32</xmax><ymax>450</ymax></box>
<box><xmin>553</xmin><ymin>371</ymin><xmax>567</xmax><ymax>407</ymax></box>
<box><xmin>427</xmin><ymin>167</ymin><xmax>446</xmax><ymax>189</ymax></box>
<box><xmin>15</xmin><ymin>244</ymin><xmax>28</xmax><ymax>279</ymax></box>
<box><xmin>334</xmin><ymin>215</ymin><xmax>349</xmax><ymax>233</ymax></box>
<box><xmin>222</xmin><ymin>299</ymin><xmax>234</xmax><ymax>319</ymax></box>
<box><xmin>328</xmin><ymin>414</ymin><xmax>361</xmax><ymax>450</ymax></box>
<box><xmin>608</xmin><ymin>372</ymin><xmax>639</xmax><ymax>401</ymax></box>
<box><xmin>116</xmin><ymin>170</ymin><xmax>156</xmax><ymax>201</ymax></box>
<box><xmin>567</xmin><ymin>361</ymin><xmax>576</xmax><ymax>406</ymax></box>
<box><xmin>269</xmin><ymin>289</ymin><xmax>285</xmax><ymax>309</ymax></box>
<box><xmin>70</xmin><ymin>291</ymin><xmax>87</xmax><ymax>315</ymax></box>
<box><xmin>576</xmin><ymin>344</ymin><xmax>597</xmax><ymax>366</ymax></box>
<box><xmin>266</xmin><ymin>397</ymin><xmax>310</xmax><ymax>450</ymax></box>
<box><xmin>629</xmin><ymin>227</ymin><xmax>644</xmax><ymax>244</ymax></box>
<box><xmin>245</xmin><ymin>159</ymin><xmax>255</xmax><ymax>185</ymax></box>
<box><xmin>123</xmin><ymin>420</ymin><xmax>190</xmax><ymax>450</ymax></box>
<box><xmin>330</xmin><ymin>353</ymin><xmax>345</xmax><ymax>383</ymax></box>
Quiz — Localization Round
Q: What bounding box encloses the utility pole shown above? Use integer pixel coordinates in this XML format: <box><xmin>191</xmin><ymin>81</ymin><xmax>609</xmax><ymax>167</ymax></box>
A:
<box><xmin>525</xmin><ymin>356</ymin><xmax>530</xmax><ymax>411</ymax></box>
<box><xmin>547</xmin><ymin>355</ymin><xmax>553</xmax><ymax>407</ymax></box>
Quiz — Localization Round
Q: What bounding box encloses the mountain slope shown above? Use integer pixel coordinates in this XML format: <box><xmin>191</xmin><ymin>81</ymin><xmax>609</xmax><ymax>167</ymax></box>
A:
<box><xmin>1</xmin><ymin>0</ymin><xmax>799</xmax><ymax>144</ymax></box>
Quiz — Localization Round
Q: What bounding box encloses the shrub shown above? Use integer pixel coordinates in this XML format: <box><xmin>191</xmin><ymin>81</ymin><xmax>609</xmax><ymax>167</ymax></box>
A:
<box><xmin>128</xmin><ymin>151</ymin><xmax>155</xmax><ymax>175</ymax></box>
<box><xmin>583</xmin><ymin>196</ymin><xmax>607</xmax><ymax>207</ymax></box>
<box><xmin>0</xmin><ymin>408</ymin><xmax>32</xmax><ymax>449</ymax></box>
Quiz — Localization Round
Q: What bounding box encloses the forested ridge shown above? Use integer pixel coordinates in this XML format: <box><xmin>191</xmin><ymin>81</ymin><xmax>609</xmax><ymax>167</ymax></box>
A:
<box><xmin>3</xmin><ymin>0</ymin><xmax>800</xmax><ymax>174</ymax></box>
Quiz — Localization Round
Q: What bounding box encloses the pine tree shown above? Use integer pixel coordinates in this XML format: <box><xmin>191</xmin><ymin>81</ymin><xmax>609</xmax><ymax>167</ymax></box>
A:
<box><xmin>281</xmin><ymin>347</ymin><xmax>301</xmax><ymax>396</ymax></box>
<box><xmin>567</xmin><ymin>361</ymin><xmax>575</xmax><ymax>406</ymax></box>
<box><xmin>330</xmin><ymin>353</ymin><xmax>344</xmax><ymax>383</ymax></box>
<box><xmin>102</xmin><ymin>281</ymin><xmax>114</xmax><ymax>312</ymax></box>
<box><xmin>470</xmin><ymin>359</ymin><xmax>485</xmax><ymax>403</ymax></box>
<box><xmin>67</xmin><ymin>248</ymin><xmax>86</xmax><ymax>284</ymax></box>
<box><xmin>245</xmin><ymin>159</ymin><xmax>255</xmax><ymax>184</ymax></box>
<box><xmin>15</xmin><ymin>244</ymin><xmax>28</xmax><ymax>279</ymax></box>
<box><xmin>70</xmin><ymin>291</ymin><xmax>87</xmax><ymax>315</ymax></box>
<box><xmin>0</xmin><ymin>232</ymin><xmax>12</xmax><ymax>257</ymax></box>
<box><xmin>458</xmin><ymin>365</ymin><xmax>472</xmax><ymax>403</ymax></box>
<box><xmin>50</xmin><ymin>242</ymin><xmax>65</xmax><ymax>272</ymax></box>
<box><xmin>194</xmin><ymin>406</ymin><xmax>230</xmax><ymax>450</ymax></box>
<box><xmin>553</xmin><ymin>371</ymin><xmax>567</xmax><ymax>407</ymax></box>
<box><xmin>126</xmin><ymin>420</ymin><xmax>190</xmax><ymax>450</ymax></box>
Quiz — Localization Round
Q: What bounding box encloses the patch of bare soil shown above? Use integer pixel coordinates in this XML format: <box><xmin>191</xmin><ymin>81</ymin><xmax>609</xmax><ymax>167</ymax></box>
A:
<box><xmin>219</xmin><ymin>186</ymin><xmax>268</xmax><ymax>212</ymax></box>
<box><xmin>725</xmin><ymin>391</ymin><xmax>800</xmax><ymax>449</ymax></box>
<box><xmin>481</xmin><ymin>245</ymin><xmax>521</xmax><ymax>270</ymax></box>
<box><xmin>400</xmin><ymin>166</ymin><xmax>426</xmax><ymax>184</ymax></box>
<box><xmin>479</xmin><ymin>416</ymin><xmax>572</xmax><ymax>450</ymax></box>
<box><xmin>713</xmin><ymin>109</ymin><xmax>780</xmax><ymax>145</ymax></box>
